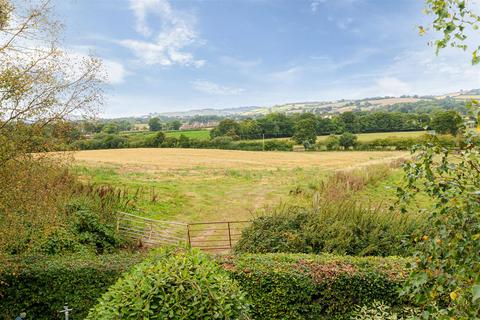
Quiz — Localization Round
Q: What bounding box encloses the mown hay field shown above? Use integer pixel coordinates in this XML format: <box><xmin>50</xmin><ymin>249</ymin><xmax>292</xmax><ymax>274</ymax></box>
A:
<box><xmin>72</xmin><ymin>148</ymin><xmax>408</xmax><ymax>222</ymax></box>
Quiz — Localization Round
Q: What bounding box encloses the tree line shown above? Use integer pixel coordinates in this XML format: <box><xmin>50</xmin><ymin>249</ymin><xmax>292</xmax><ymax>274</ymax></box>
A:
<box><xmin>209</xmin><ymin>110</ymin><xmax>462</xmax><ymax>145</ymax></box>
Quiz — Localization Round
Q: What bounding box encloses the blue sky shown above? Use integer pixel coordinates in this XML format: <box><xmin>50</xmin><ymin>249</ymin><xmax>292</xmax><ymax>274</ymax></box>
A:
<box><xmin>54</xmin><ymin>0</ymin><xmax>480</xmax><ymax>117</ymax></box>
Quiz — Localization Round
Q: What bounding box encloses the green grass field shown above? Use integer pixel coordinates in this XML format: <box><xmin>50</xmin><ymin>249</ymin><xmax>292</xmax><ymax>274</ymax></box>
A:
<box><xmin>249</xmin><ymin>130</ymin><xmax>427</xmax><ymax>144</ymax></box>
<box><xmin>164</xmin><ymin>130</ymin><xmax>210</xmax><ymax>139</ymax></box>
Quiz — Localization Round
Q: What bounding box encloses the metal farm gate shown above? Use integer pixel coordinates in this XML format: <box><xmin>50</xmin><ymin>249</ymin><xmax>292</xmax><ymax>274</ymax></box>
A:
<box><xmin>186</xmin><ymin>220</ymin><xmax>251</xmax><ymax>251</ymax></box>
<box><xmin>116</xmin><ymin>212</ymin><xmax>250</xmax><ymax>251</ymax></box>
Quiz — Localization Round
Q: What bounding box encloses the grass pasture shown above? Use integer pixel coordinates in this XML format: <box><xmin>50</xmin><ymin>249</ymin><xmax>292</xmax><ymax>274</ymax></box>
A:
<box><xmin>249</xmin><ymin>130</ymin><xmax>427</xmax><ymax>144</ymax></box>
<box><xmin>165</xmin><ymin>129</ymin><xmax>210</xmax><ymax>139</ymax></box>
<box><xmin>72</xmin><ymin>148</ymin><xmax>408</xmax><ymax>222</ymax></box>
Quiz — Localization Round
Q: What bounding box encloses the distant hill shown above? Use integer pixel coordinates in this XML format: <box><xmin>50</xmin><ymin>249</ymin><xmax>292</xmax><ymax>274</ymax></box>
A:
<box><xmin>156</xmin><ymin>106</ymin><xmax>259</xmax><ymax>117</ymax></box>
<box><xmin>106</xmin><ymin>88</ymin><xmax>480</xmax><ymax>120</ymax></box>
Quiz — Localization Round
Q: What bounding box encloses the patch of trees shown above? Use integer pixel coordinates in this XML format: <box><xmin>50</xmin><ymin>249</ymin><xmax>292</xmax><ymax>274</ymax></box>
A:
<box><xmin>148</xmin><ymin>117</ymin><xmax>182</xmax><ymax>131</ymax></box>
<box><xmin>209</xmin><ymin>110</ymin><xmax>458</xmax><ymax>143</ymax></box>
<box><xmin>382</xmin><ymin>98</ymin><xmax>467</xmax><ymax>114</ymax></box>
<box><xmin>73</xmin><ymin>132</ymin><xmax>294</xmax><ymax>152</ymax></box>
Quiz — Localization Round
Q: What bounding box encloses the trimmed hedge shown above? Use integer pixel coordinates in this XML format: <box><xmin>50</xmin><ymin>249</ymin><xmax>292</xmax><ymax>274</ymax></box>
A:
<box><xmin>72</xmin><ymin>134</ymin><xmax>294</xmax><ymax>152</ymax></box>
<box><xmin>87</xmin><ymin>247</ymin><xmax>250</xmax><ymax>319</ymax></box>
<box><xmin>219</xmin><ymin>253</ymin><xmax>411</xmax><ymax>320</ymax></box>
<box><xmin>0</xmin><ymin>252</ymin><xmax>144</xmax><ymax>320</ymax></box>
<box><xmin>317</xmin><ymin>134</ymin><xmax>457</xmax><ymax>151</ymax></box>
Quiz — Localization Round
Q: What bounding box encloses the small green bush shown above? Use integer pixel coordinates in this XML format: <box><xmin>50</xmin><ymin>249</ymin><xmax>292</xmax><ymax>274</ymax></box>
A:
<box><xmin>0</xmin><ymin>252</ymin><xmax>144</xmax><ymax>320</ymax></box>
<box><xmin>87</xmin><ymin>247</ymin><xmax>250</xmax><ymax>320</ymax></box>
<box><xmin>219</xmin><ymin>253</ymin><xmax>411</xmax><ymax>320</ymax></box>
<box><xmin>351</xmin><ymin>301</ymin><xmax>420</xmax><ymax>320</ymax></box>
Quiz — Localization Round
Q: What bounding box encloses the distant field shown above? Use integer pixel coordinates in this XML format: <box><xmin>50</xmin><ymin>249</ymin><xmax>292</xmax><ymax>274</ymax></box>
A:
<box><xmin>249</xmin><ymin>130</ymin><xmax>426</xmax><ymax>144</ymax></box>
<box><xmin>164</xmin><ymin>130</ymin><xmax>210</xmax><ymax>139</ymax></box>
<box><xmin>73</xmin><ymin>148</ymin><xmax>408</xmax><ymax>222</ymax></box>
<box><xmin>317</xmin><ymin>131</ymin><xmax>426</xmax><ymax>142</ymax></box>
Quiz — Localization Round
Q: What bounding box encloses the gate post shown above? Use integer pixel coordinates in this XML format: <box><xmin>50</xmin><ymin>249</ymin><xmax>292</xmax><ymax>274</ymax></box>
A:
<box><xmin>227</xmin><ymin>222</ymin><xmax>232</xmax><ymax>249</ymax></box>
<box><xmin>187</xmin><ymin>224</ymin><xmax>191</xmax><ymax>247</ymax></box>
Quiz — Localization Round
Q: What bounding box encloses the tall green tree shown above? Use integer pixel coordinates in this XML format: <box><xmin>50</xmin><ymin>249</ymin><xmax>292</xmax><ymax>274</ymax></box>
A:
<box><xmin>430</xmin><ymin>110</ymin><xmax>462</xmax><ymax>134</ymax></box>
<box><xmin>293</xmin><ymin>117</ymin><xmax>317</xmax><ymax>150</ymax></box>
<box><xmin>148</xmin><ymin>117</ymin><xmax>162</xmax><ymax>131</ymax></box>
<box><xmin>210</xmin><ymin>118</ymin><xmax>240</xmax><ymax>139</ymax></box>
<box><xmin>170</xmin><ymin>120</ymin><xmax>182</xmax><ymax>130</ymax></box>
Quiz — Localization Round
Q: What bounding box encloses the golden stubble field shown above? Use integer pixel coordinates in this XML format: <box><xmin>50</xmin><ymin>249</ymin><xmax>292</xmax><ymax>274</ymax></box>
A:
<box><xmin>72</xmin><ymin>148</ymin><xmax>408</xmax><ymax>172</ymax></box>
<box><xmin>72</xmin><ymin>148</ymin><xmax>408</xmax><ymax>222</ymax></box>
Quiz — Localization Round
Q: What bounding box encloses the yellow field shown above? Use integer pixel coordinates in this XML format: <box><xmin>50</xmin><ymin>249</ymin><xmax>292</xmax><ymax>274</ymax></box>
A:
<box><xmin>73</xmin><ymin>148</ymin><xmax>408</xmax><ymax>172</ymax></box>
<box><xmin>73</xmin><ymin>148</ymin><xmax>408</xmax><ymax>222</ymax></box>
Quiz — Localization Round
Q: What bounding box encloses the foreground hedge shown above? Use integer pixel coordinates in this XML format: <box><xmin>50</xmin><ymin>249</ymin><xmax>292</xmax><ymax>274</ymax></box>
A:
<box><xmin>219</xmin><ymin>253</ymin><xmax>411</xmax><ymax>320</ymax></box>
<box><xmin>88</xmin><ymin>247</ymin><xmax>249</xmax><ymax>319</ymax></box>
<box><xmin>0</xmin><ymin>252</ymin><xmax>144</xmax><ymax>320</ymax></box>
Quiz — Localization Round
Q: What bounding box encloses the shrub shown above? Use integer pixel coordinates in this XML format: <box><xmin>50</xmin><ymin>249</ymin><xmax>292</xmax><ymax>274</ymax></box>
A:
<box><xmin>351</xmin><ymin>301</ymin><xmax>420</xmax><ymax>320</ymax></box>
<box><xmin>235</xmin><ymin>202</ymin><xmax>422</xmax><ymax>257</ymax></box>
<box><xmin>324</xmin><ymin>135</ymin><xmax>340</xmax><ymax>150</ymax></box>
<box><xmin>210</xmin><ymin>136</ymin><xmax>235</xmax><ymax>149</ymax></box>
<box><xmin>161</xmin><ymin>136</ymin><xmax>178</xmax><ymax>147</ymax></box>
<box><xmin>264</xmin><ymin>139</ymin><xmax>294</xmax><ymax>151</ymax></box>
<box><xmin>0</xmin><ymin>252</ymin><xmax>144</xmax><ymax>320</ymax></box>
<box><xmin>219</xmin><ymin>253</ymin><xmax>411</xmax><ymax>320</ymax></box>
<box><xmin>87</xmin><ymin>247</ymin><xmax>250</xmax><ymax>320</ymax></box>
<box><xmin>339</xmin><ymin>132</ymin><xmax>358</xmax><ymax>148</ymax></box>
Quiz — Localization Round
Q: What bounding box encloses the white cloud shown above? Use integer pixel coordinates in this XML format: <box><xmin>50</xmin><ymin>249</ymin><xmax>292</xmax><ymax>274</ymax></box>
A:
<box><xmin>192</xmin><ymin>80</ymin><xmax>244</xmax><ymax>95</ymax></box>
<box><xmin>337</xmin><ymin>17</ymin><xmax>354</xmax><ymax>30</ymax></box>
<box><xmin>66</xmin><ymin>46</ymin><xmax>128</xmax><ymax>85</ymax></box>
<box><xmin>310</xmin><ymin>0</ymin><xmax>326</xmax><ymax>13</ymax></box>
<box><xmin>103</xmin><ymin>60</ymin><xmax>127</xmax><ymax>84</ymax></box>
<box><xmin>374</xmin><ymin>77</ymin><xmax>411</xmax><ymax>96</ymax></box>
<box><xmin>121</xmin><ymin>0</ymin><xmax>204</xmax><ymax>67</ymax></box>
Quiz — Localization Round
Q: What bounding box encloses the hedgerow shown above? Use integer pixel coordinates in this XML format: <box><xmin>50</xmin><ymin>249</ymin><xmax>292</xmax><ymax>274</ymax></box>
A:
<box><xmin>87</xmin><ymin>247</ymin><xmax>250</xmax><ymax>320</ymax></box>
<box><xmin>235</xmin><ymin>202</ymin><xmax>422</xmax><ymax>257</ymax></box>
<box><xmin>219</xmin><ymin>253</ymin><xmax>412</xmax><ymax>320</ymax></box>
<box><xmin>0</xmin><ymin>252</ymin><xmax>144</xmax><ymax>320</ymax></box>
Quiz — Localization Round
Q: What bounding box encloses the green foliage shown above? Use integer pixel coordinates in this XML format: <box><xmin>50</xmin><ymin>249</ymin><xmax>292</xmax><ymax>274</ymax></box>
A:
<box><xmin>421</xmin><ymin>0</ymin><xmax>480</xmax><ymax>64</ymax></box>
<box><xmin>219</xmin><ymin>253</ymin><xmax>411</xmax><ymax>320</ymax></box>
<box><xmin>351</xmin><ymin>301</ymin><xmax>420</xmax><ymax>320</ymax></box>
<box><xmin>0</xmin><ymin>252</ymin><xmax>144</xmax><ymax>320</ymax></box>
<box><xmin>235</xmin><ymin>202</ymin><xmax>421</xmax><ymax>257</ymax></box>
<box><xmin>339</xmin><ymin>132</ymin><xmax>358</xmax><ymax>148</ymax></box>
<box><xmin>87</xmin><ymin>247</ymin><xmax>250</xmax><ymax>320</ymax></box>
<box><xmin>397</xmin><ymin>100</ymin><xmax>480</xmax><ymax>318</ymax></box>
<box><xmin>293</xmin><ymin>117</ymin><xmax>317</xmax><ymax>150</ymax></box>
<box><xmin>148</xmin><ymin>117</ymin><xmax>162</xmax><ymax>131</ymax></box>
<box><xmin>429</xmin><ymin>110</ymin><xmax>463</xmax><ymax>134</ymax></box>
<box><xmin>210</xmin><ymin>118</ymin><xmax>241</xmax><ymax>139</ymax></box>
<box><xmin>325</xmin><ymin>135</ymin><xmax>340</xmax><ymax>150</ymax></box>
<box><xmin>317</xmin><ymin>134</ymin><xmax>457</xmax><ymax>151</ymax></box>
<box><xmin>152</xmin><ymin>131</ymin><xmax>165</xmax><ymax>147</ymax></box>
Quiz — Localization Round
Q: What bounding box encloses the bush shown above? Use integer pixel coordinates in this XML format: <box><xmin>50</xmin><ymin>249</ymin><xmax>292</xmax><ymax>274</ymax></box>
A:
<box><xmin>351</xmin><ymin>301</ymin><xmax>420</xmax><ymax>320</ymax></box>
<box><xmin>219</xmin><ymin>253</ymin><xmax>411</xmax><ymax>320</ymax></box>
<box><xmin>0</xmin><ymin>253</ymin><xmax>144</xmax><ymax>320</ymax></box>
<box><xmin>339</xmin><ymin>132</ymin><xmax>358</xmax><ymax>148</ymax></box>
<box><xmin>235</xmin><ymin>202</ymin><xmax>422</xmax><ymax>257</ymax></box>
<box><xmin>210</xmin><ymin>136</ymin><xmax>235</xmax><ymax>149</ymax></box>
<box><xmin>87</xmin><ymin>247</ymin><xmax>250</xmax><ymax>320</ymax></box>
